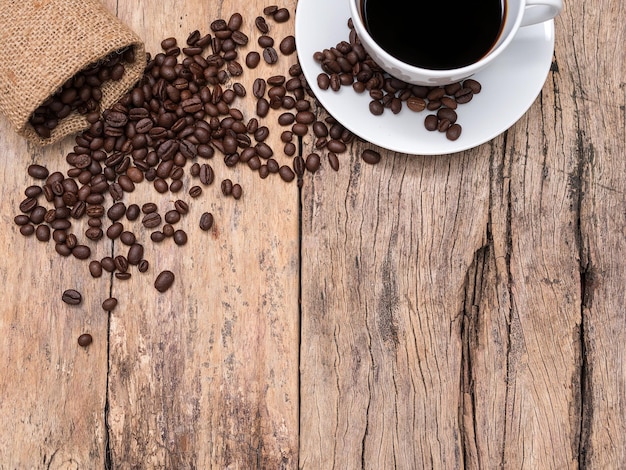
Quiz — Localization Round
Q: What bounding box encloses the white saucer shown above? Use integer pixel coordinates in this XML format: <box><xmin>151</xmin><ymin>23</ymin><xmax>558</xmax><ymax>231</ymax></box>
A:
<box><xmin>295</xmin><ymin>0</ymin><xmax>555</xmax><ymax>155</ymax></box>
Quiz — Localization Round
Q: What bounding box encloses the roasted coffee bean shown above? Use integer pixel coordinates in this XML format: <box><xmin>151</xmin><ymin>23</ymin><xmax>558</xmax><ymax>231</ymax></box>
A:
<box><xmin>102</xmin><ymin>297</ymin><xmax>118</xmax><ymax>312</ymax></box>
<box><xmin>151</xmin><ymin>231</ymin><xmax>166</xmax><ymax>243</ymax></box>
<box><xmin>463</xmin><ymin>79</ymin><xmax>482</xmax><ymax>94</ymax></box>
<box><xmin>279</xmin><ymin>165</ymin><xmax>295</xmax><ymax>182</ymax></box>
<box><xmin>328</xmin><ymin>151</ymin><xmax>340</xmax><ymax>171</ymax></box>
<box><xmin>199</xmin><ymin>164</ymin><xmax>214</xmax><ymax>185</ymax></box>
<box><xmin>455</xmin><ymin>87</ymin><xmax>474</xmax><ymax>104</ymax></box>
<box><xmin>256</xmin><ymin>98</ymin><xmax>270</xmax><ymax>117</ymax></box>
<box><xmin>317</xmin><ymin>73</ymin><xmax>330</xmax><ymax>90</ymax></box>
<box><xmin>127</xmin><ymin>243</ymin><xmax>144</xmax><ymax>265</ymax></box>
<box><xmin>231</xmin><ymin>184</ymin><xmax>242</xmax><ymax>200</ymax></box>
<box><xmin>369</xmin><ymin>100</ymin><xmax>384</xmax><ymax>115</ymax></box>
<box><xmin>24</xmin><ymin>185</ymin><xmax>43</xmax><ymax>198</ymax></box>
<box><xmin>162</xmin><ymin>224</ymin><xmax>175</xmax><ymax>237</ymax></box>
<box><xmin>62</xmin><ymin>289</ymin><xmax>82</xmax><ymax>305</ymax></box>
<box><xmin>126</xmin><ymin>204</ymin><xmax>140</xmax><ymax>221</ymax></box>
<box><xmin>14</xmin><ymin>214</ymin><xmax>30</xmax><ymax>226</ymax></box>
<box><xmin>252</xmin><ymin>78</ymin><xmax>266</xmax><ymax>98</ymax></box>
<box><xmin>29</xmin><ymin>206</ymin><xmax>47</xmax><ymax>224</ymax></box>
<box><xmin>77</xmin><ymin>333</ymin><xmax>93</xmax><ymax>347</ymax></box>
<box><xmin>255</xmin><ymin>142</ymin><xmax>273</xmax><ymax>158</ymax></box>
<box><xmin>438</xmin><ymin>118</ymin><xmax>451</xmax><ymax>132</ymax></box>
<box><xmin>407</xmin><ymin>96</ymin><xmax>426</xmax><ymax>112</ymax></box>
<box><xmin>174</xmin><ymin>200</ymin><xmax>189</xmax><ymax>215</ymax></box>
<box><xmin>441</xmin><ymin>96</ymin><xmax>458</xmax><ymax>109</ymax></box>
<box><xmin>55</xmin><ymin>242</ymin><xmax>72</xmax><ymax>256</ymax></box>
<box><xmin>293</xmin><ymin>156</ymin><xmax>305</xmax><ymax>177</ymax></box>
<box><xmin>120</xmin><ymin>231</ymin><xmax>136</xmax><ymax>245</ymax></box>
<box><xmin>114</xmin><ymin>255</ymin><xmax>129</xmax><ymax>273</ymax></box>
<box><xmin>85</xmin><ymin>227</ymin><xmax>104</xmax><ymax>240</ymax></box>
<box><xmin>279</xmin><ymin>35</ymin><xmax>296</xmax><ymax>55</ymax></box>
<box><xmin>165</xmin><ymin>209</ymin><xmax>181</xmax><ymax>224</ymax></box>
<box><xmin>446</xmin><ymin>123</ymin><xmax>462</xmax><ymax>141</ymax></box>
<box><xmin>72</xmin><ymin>245</ymin><xmax>91</xmax><ymax>260</ymax></box>
<box><xmin>267</xmin><ymin>158</ymin><xmax>280</xmax><ymax>173</ymax></box>
<box><xmin>138</xmin><ymin>259</ymin><xmax>149</xmax><ymax>273</ymax></box>
<box><xmin>255</xmin><ymin>16</ymin><xmax>269</xmax><ymax>34</ymax></box>
<box><xmin>154</xmin><ymin>270</ymin><xmax>175</xmax><ymax>292</ymax></box>
<box><xmin>258</xmin><ymin>35</ymin><xmax>274</xmax><ymax>48</ymax></box>
<box><xmin>35</xmin><ymin>224</ymin><xmax>51</xmax><ymax>242</ymax></box>
<box><xmin>437</xmin><ymin>107</ymin><xmax>458</xmax><ymax>124</ymax></box>
<box><xmin>142</xmin><ymin>202</ymin><xmax>158</xmax><ymax>214</ymax></box>
<box><xmin>221</xmin><ymin>178</ymin><xmax>233</xmax><ymax>196</ymax></box>
<box><xmin>284</xmin><ymin>142</ymin><xmax>296</xmax><ymax>156</ymax></box>
<box><xmin>361</xmin><ymin>149</ymin><xmax>381</xmax><ymax>164</ymax></box>
<box><xmin>89</xmin><ymin>260</ymin><xmax>103</xmax><ymax>278</ymax></box>
<box><xmin>424</xmin><ymin>114</ymin><xmax>439</xmax><ymax>131</ymax></box>
<box><xmin>142</xmin><ymin>212</ymin><xmax>162</xmax><ymax>229</ymax></box>
<box><xmin>273</xmin><ymin>7</ymin><xmax>290</xmax><ymax>22</ymax></box>
<box><xmin>263</xmin><ymin>5</ymin><xmax>278</xmax><ymax>15</ymax></box>
<box><xmin>19</xmin><ymin>197</ymin><xmax>38</xmax><ymax>213</ymax></box>
<box><xmin>263</xmin><ymin>47</ymin><xmax>278</xmax><ymax>65</ymax></box>
<box><xmin>101</xmin><ymin>257</ymin><xmax>116</xmax><ymax>272</ymax></box>
<box><xmin>189</xmin><ymin>185</ymin><xmax>202</xmax><ymax>198</ymax></box>
<box><xmin>106</xmin><ymin>202</ymin><xmax>126</xmax><ymax>221</ymax></box>
<box><xmin>173</xmin><ymin>230</ymin><xmax>188</xmax><ymax>246</ymax></box>
<box><xmin>306</xmin><ymin>153</ymin><xmax>321</xmax><ymax>173</ymax></box>
<box><xmin>199</xmin><ymin>212</ymin><xmax>214</xmax><ymax>231</ymax></box>
<box><xmin>327</xmin><ymin>140</ymin><xmax>347</xmax><ymax>153</ymax></box>
<box><xmin>278</xmin><ymin>112</ymin><xmax>295</xmax><ymax>125</ymax></box>
<box><xmin>27</xmin><ymin>164</ymin><xmax>49</xmax><ymax>179</ymax></box>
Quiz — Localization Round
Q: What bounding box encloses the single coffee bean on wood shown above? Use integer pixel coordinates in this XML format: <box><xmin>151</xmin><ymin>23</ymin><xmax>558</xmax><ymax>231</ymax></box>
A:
<box><xmin>77</xmin><ymin>333</ymin><xmax>93</xmax><ymax>347</ymax></box>
<box><xmin>154</xmin><ymin>270</ymin><xmax>175</xmax><ymax>293</ymax></box>
<box><xmin>62</xmin><ymin>289</ymin><xmax>82</xmax><ymax>305</ymax></box>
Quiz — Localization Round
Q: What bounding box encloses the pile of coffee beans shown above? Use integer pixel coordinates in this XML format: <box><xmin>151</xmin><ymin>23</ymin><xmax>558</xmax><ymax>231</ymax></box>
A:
<box><xmin>29</xmin><ymin>47</ymin><xmax>136</xmax><ymax>139</ymax></box>
<box><xmin>313</xmin><ymin>19</ymin><xmax>483</xmax><ymax>141</ymax></box>
<box><xmin>15</xmin><ymin>6</ymin><xmax>386</xmax><ymax>348</ymax></box>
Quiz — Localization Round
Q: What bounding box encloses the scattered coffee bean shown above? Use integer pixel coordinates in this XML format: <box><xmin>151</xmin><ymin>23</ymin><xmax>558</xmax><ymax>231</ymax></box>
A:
<box><xmin>173</xmin><ymin>230</ymin><xmax>188</xmax><ymax>246</ymax></box>
<box><xmin>77</xmin><ymin>333</ymin><xmax>93</xmax><ymax>347</ymax></box>
<box><xmin>154</xmin><ymin>270</ymin><xmax>175</xmax><ymax>293</ymax></box>
<box><xmin>62</xmin><ymin>289</ymin><xmax>82</xmax><ymax>305</ymax></box>
<box><xmin>102</xmin><ymin>297</ymin><xmax>118</xmax><ymax>312</ymax></box>
<box><xmin>361</xmin><ymin>149</ymin><xmax>381</xmax><ymax>165</ymax></box>
<box><xmin>199</xmin><ymin>212</ymin><xmax>214</xmax><ymax>231</ymax></box>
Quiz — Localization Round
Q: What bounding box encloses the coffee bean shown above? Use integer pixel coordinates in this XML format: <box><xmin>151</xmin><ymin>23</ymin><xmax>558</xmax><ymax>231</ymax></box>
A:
<box><xmin>89</xmin><ymin>260</ymin><xmax>103</xmax><ymax>278</ymax></box>
<box><xmin>62</xmin><ymin>289</ymin><xmax>82</xmax><ymax>305</ymax></box>
<box><xmin>102</xmin><ymin>297</ymin><xmax>118</xmax><ymax>312</ymax></box>
<box><xmin>154</xmin><ymin>270</ymin><xmax>175</xmax><ymax>292</ymax></box>
<box><xmin>107</xmin><ymin>202</ymin><xmax>126</xmax><ymax>221</ymax></box>
<box><xmin>162</xmin><ymin>224</ymin><xmax>175</xmax><ymax>237</ymax></box>
<box><xmin>463</xmin><ymin>79</ymin><xmax>482</xmax><ymax>94</ymax></box>
<box><xmin>101</xmin><ymin>257</ymin><xmax>116</xmax><ymax>272</ymax></box>
<box><xmin>106</xmin><ymin>222</ymin><xmax>124</xmax><ymax>239</ymax></box>
<box><xmin>77</xmin><ymin>333</ymin><xmax>93</xmax><ymax>347</ymax></box>
<box><xmin>279</xmin><ymin>165</ymin><xmax>295</xmax><ymax>182</ymax></box>
<box><xmin>199</xmin><ymin>164</ymin><xmax>214</xmax><ymax>185</ymax></box>
<box><xmin>446</xmin><ymin>123</ymin><xmax>462</xmax><ymax>141</ymax></box>
<box><xmin>173</xmin><ymin>230</ymin><xmax>188</xmax><ymax>246</ymax></box>
<box><xmin>328</xmin><ymin>152</ymin><xmax>340</xmax><ymax>171</ymax></box>
<box><xmin>120</xmin><ymin>231</ymin><xmax>136</xmax><ymax>245</ymax></box>
<box><xmin>189</xmin><ymin>185</ymin><xmax>202</xmax><ymax>198</ymax></box>
<box><xmin>199</xmin><ymin>212</ymin><xmax>214</xmax><ymax>231</ymax></box>
<box><xmin>305</xmin><ymin>153</ymin><xmax>321</xmax><ymax>173</ymax></box>
<box><xmin>127</xmin><ymin>243</ymin><xmax>144</xmax><ymax>265</ymax></box>
<box><xmin>221</xmin><ymin>179</ymin><xmax>233</xmax><ymax>196</ymax></box>
<box><xmin>85</xmin><ymin>227</ymin><xmax>104</xmax><ymax>241</ymax></box>
<box><xmin>151</xmin><ymin>231</ymin><xmax>166</xmax><ymax>243</ymax></box>
<box><xmin>35</xmin><ymin>224</ymin><xmax>51</xmax><ymax>241</ymax></box>
<box><xmin>115</xmin><ymin>272</ymin><xmax>131</xmax><ymax>280</ymax></box>
<box><xmin>407</xmin><ymin>96</ymin><xmax>426</xmax><ymax>112</ymax></box>
<box><xmin>255</xmin><ymin>16</ymin><xmax>269</xmax><ymax>34</ymax></box>
<box><xmin>258</xmin><ymin>35</ymin><xmax>274</xmax><ymax>48</ymax></box>
<box><xmin>437</xmin><ymin>107</ymin><xmax>458</xmax><ymax>124</ymax></box>
<box><xmin>263</xmin><ymin>47</ymin><xmax>279</xmax><ymax>65</ymax></box>
<box><xmin>253</xmin><ymin>78</ymin><xmax>266</xmax><ymax>98</ymax></box>
<box><xmin>231</xmin><ymin>184</ymin><xmax>243</xmax><ymax>200</ymax></box>
<box><xmin>256</xmin><ymin>98</ymin><xmax>270</xmax><ymax>117</ymax></box>
<box><xmin>273</xmin><ymin>7</ymin><xmax>290</xmax><ymax>22</ymax></box>
<box><xmin>142</xmin><ymin>212</ymin><xmax>162</xmax><ymax>229</ymax></box>
<box><xmin>72</xmin><ymin>245</ymin><xmax>91</xmax><ymax>260</ymax></box>
<box><xmin>279</xmin><ymin>35</ymin><xmax>296</xmax><ymax>55</ymax></box>
<box><xmin>369</xmin><ymin>100</ymin><xmax>384</xmax><ymax>115</ymax></box>
<box><xmin>126</xmin><ymin>204</ymin><xmax>140</xmax><ymax>221</ymax></box>
<box><xmin>424</xmin><ymin>114</ymin><xmax>439</xmax><ymax>131</ymax></box>
<box><xmin>361</xmin><ymin>149</ymin><xmax>381</xmax><ymax>164</ymax></box>
<box><xmin>246</xmin><ymin>51</ymin><xmax>261</xmax><ymax>69</ymax></box>
<box><xmin>27</xmin><ymin>164</ymin><xmax>49</xmax><ymax>179</ymax></box>
<box><xmin>138</xmin><ymin>260</ymin><xmax>149</xmax><ymax>273</ymax></box>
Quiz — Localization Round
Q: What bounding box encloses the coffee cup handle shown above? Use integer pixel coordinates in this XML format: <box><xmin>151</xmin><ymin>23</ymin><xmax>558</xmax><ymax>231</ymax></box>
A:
<box><xmin>521</xmin><ymin>0</ymin><xmax>562</xmax><ymax>26</ymax></box>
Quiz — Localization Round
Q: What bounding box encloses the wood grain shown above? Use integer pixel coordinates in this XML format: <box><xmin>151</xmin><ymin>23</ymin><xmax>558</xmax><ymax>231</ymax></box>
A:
<box><xmin>0</xmin><ymin>0</ymin><xmax>624</xmax><ymax>468</ymax></box>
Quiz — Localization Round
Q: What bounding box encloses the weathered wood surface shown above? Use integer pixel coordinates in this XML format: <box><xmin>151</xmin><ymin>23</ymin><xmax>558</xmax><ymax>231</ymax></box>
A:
<box><xmin>0</xmin><ymin>0</ymin><xmax>624</xmax><ymax>469</ymax></box>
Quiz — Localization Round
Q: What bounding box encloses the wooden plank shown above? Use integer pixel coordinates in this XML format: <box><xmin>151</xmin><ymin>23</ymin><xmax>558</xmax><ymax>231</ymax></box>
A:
<box><xmin>569</xmin><ymin>0</ymin><xmax>626</xmax><ymax>466</ymax></box>
<box><xmin>0</xmin><ymin>109</ymin><xmax>110</xmax><ymax>465</ymax></box>
<box><xmin>105</xmin><ymin>0</ymin><xmax>300</xmax><ymax>467</ymax></box>
<box><xmin>300</xmin><ymin>128</ymin><xmax>492</xmax><ymax>467</ymax></box>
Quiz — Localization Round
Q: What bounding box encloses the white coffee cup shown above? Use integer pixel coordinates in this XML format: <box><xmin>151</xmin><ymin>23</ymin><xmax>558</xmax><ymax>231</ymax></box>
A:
<box><xmin>349</xmin><ymin>0</ymin><xmax>562</xmax><ymax>86</ymax></box>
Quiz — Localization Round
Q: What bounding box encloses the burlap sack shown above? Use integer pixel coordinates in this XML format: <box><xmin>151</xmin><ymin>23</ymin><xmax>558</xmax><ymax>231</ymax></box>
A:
<box><xmin>0</xmin><ymin>0</ymin><xmax>145</xmax><ymax>145</ymax></box>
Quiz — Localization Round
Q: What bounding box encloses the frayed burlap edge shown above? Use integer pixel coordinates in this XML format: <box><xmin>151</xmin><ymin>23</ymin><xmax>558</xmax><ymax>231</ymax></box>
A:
<box><xmin>0</xmin><ymin>0</ymin><xmax>146</xmax><ymax>146</ymax></box>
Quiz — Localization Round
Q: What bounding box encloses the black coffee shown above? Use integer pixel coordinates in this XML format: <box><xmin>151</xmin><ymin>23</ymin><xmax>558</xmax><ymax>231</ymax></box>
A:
<box><xmin>361</xmin><ymin>0</ymin><xmax>505</xmax><ymax>70</ymax></box>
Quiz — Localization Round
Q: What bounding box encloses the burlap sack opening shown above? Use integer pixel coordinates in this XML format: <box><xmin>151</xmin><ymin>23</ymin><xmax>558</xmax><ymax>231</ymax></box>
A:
<box><xmin>0</xmin><ymin>0</ymin><xmax>145</xmax><ymax>145</ymax></box>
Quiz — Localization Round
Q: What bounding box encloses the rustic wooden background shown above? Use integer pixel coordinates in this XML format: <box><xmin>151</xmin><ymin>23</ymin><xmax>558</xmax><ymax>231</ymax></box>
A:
<box><xmin>0</xmin><ymin>0</ymin><xmax>624</xmax><ymax>468</ymax></box>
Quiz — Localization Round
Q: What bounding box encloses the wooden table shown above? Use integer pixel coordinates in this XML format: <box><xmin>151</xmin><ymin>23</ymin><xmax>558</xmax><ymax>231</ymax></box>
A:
<box><xmin>1</xmin><ymin>0</ymin><xmax>624</xmax><ymax>468</ymax></box>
